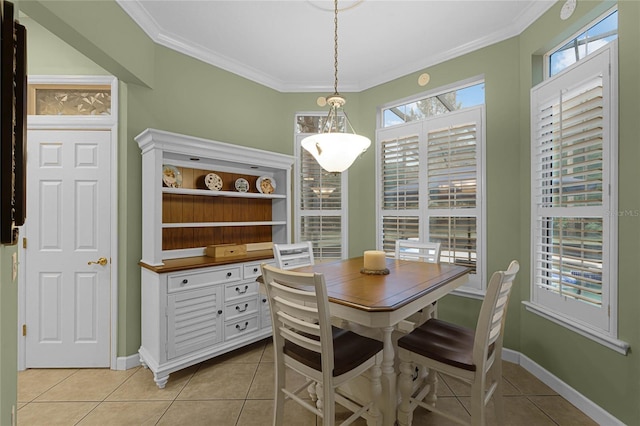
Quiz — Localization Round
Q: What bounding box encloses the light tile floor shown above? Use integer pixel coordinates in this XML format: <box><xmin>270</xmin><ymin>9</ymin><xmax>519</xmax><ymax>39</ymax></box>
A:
<box><xmin>18</xmin><ymin>338</ymin><xmax>598</xmax><ymax>425</ymax></box>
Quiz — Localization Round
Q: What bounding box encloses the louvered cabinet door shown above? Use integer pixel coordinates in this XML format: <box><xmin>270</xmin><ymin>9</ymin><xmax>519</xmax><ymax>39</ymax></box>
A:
<box><xmin>167</xmin><ymin>285</ymin><xmax>224</xmax><ymax>359</ymax></box>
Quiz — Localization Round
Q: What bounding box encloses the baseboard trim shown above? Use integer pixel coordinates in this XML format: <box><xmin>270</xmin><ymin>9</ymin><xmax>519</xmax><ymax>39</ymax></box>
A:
<box><xmin>502</xmin><ymin>349</ymin><xmax>624</xmax><ymax>425</ymax></box>
<box><xmin>115</xmin><ymin>353</ymin><xmax>141</xmax><ymax>371</ymax></box>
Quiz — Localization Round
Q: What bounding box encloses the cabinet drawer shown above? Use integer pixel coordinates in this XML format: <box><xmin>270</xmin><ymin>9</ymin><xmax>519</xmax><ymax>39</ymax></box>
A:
<box><xmin>225</xmin><ymin>316</ymin><xmax>259</xmax><ymax>341</ymax></box>
<box><xmin>225</xmin><ymin>281</ymin><xmax>258</xmax><ymax>301</ymax></box>
<box><xmin>243</xmin><ymin>261</ymin><xmax>275</xmax><ymax>280</ymax></box>
<box><xmin>168</xmin><ymin>267</ymin><xmax>241</xmax><ymax>293</ymax></box>
<box><xmin>225</xmin><ymin>298</ymin><xmax>259</xmax><ymax>321</ymax></box>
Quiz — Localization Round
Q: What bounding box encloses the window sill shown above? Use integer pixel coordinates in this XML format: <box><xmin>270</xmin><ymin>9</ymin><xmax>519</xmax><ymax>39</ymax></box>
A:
<box><xmin>523</xmin><ymin>301</ymin><xmax>630</xmax><ymax>355</ymax></box>
<box><xmin>451</xmin><ymin>286</ymin><xmax>485</xmax><ymax>300</ymax></box>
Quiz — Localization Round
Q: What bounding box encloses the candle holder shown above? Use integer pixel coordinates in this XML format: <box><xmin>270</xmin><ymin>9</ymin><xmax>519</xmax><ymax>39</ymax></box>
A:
<box><xmin>360</xmin><ymin>267</ymin><xmax>390</xmax><ymax>275</ymax></box>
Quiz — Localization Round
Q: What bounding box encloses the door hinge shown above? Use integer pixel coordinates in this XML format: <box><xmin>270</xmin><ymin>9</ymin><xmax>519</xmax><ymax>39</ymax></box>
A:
<box><xmin>22</xmin><ymin>238</ymin><xmax>26</xmax><ymax>249</ymax></box>
<box><xmin>22</xmin><ymin>324</ymin><xmax>26</xmax><ymax>336</ymax></box>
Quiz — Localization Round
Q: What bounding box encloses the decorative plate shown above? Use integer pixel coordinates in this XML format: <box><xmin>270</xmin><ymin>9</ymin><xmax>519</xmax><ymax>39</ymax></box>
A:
<box><xmin>204</xmin><ymin>173</ymin><xmax>223</xmax><ymax>191</ymax></box>
<box><xmin>257</xmin><ymin>176</ymin><xmax>276</xmax><ymax>194</ymax></box>
<box><xmin>162</xmin><ymin>165</ymin><xmax>182</xmax><ymax>188</ymax></box>
<box><xmin>235</xmin><ymin>178</ymin><xmax>249</xmax><ymax>193</ymax></box>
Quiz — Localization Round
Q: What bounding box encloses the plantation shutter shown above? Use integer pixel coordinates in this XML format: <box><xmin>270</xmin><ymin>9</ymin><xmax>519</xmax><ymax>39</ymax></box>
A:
<box><xmin>378</xmin><ymin>123</ymin><xmax>422</xmax><ymax>253</ymax></box>
<box><xmin>425</xmin><ymin>111</ymin><xmax>480</xmax><ymax>275</ymax></box>
<box><xmin>530</xmin><ymin>45</ymin><xmax>614</xmax><ymax>332</ymax></box>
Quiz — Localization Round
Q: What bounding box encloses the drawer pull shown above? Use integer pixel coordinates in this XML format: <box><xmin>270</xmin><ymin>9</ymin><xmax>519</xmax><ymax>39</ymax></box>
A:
<box><xmin>262</xmin><ymin>298</ymin><xmax>267</xmax><ymax>303</ymax></box>
<box><xmin>236</xmin><ymin>303</ymin><xmax>249</xmax><ymax>313</ymax></box>
<box><xmin>253</xmin><ymin>267</ymin><xmax>258</xmax><ymax>273</ymax></box>
<box><xmin>217</xmin><ymin>310</ymin><xmax>223</xmax><ymax>315</ymax></box>
<box><xmin>226</xmin><ymin>272</ymin><xmax>233</xmax><ymax>278</ymax></box>
<box><xmin>181</xmin><ymin>279</ymin><xmax>188</xmax><ymax>285</ymax></box>
<box><xmin>236</xmin><ymin>321</ymin><xmax>249</xmax><ymax>331</ymax></box>
<box><xmin>235</xmin><ymin>285</ymin><xmax>249</xmax><ymax>294</ymax></box>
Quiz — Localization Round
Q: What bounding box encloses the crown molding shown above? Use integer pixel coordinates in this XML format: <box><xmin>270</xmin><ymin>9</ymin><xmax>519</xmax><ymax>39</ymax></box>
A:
<box><xmin>117</xmin><ymin>0</ymin><xmax>554</xmax><ymax>93</ymax></box>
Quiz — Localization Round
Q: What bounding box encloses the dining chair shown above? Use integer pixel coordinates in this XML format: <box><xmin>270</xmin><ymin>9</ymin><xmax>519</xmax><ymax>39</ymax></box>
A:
<box><xmin>273</xmin><ymin>240</ymin><xmax>344</xmax><ymax>404</ymax></box>
<box><xmin>395</xmin><ymin>239</ymin><xmax>441</xmax><ymax>264</ymax></box>
<box><xmin>260</xmin><ymin>264</ymin><xmax>384</xmax><ymax>426</ymax></box>
<box><xmin>396</xmin><ymin>260</ymin><xmax>519</xmax><ymax>426</ymax></box>
<box><xmin>395</xmin><ymin>240</ymin><xmax>442</xmax><ymax>327</ymax></box>
<box><xmin>273</xmin><ymin>241</ymin><xmax>315</xmax><ymax>270</ymax></box>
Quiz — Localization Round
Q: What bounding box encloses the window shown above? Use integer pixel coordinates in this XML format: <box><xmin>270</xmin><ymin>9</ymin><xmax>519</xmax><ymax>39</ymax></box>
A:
<box><xmin>547</xmin><ymin>9</ymin><xmax>617</xmax><ymax>77</ymax></box>
<box><xmin>529</xmin><ymin>42</ymin><xmax>625</xmax><ymax>352</ymax></box>
<box><xmin>28</xmin><ymin>84</ymin><xmax>112</xmax><ymax>115</ymax></box>
<box><xmin>295</xmin><ymin>114</ymin><xmax>348</xmax><ymax>260</ymax></box>
<box><xmin>377</xmin><ymin>105</ymin><xmax>485</xmax><ymax>292</ymax></box>
<box><xmin>382</xmin><ymin>82</ymin><xmax>484</xmax><ymax>128</ymax></box>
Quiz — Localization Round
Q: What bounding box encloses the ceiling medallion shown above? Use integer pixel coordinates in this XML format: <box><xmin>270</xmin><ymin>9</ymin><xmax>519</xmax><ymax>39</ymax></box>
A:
<box><xmin>307</xmin><ymin>0</ymin><xmax>364</xmax><ymax>12</ymax></box>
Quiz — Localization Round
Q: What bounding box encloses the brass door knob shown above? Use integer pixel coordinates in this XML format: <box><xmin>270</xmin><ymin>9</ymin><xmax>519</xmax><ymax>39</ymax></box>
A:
<box><xmin>88</xmin><ymin>257</ymin><xmax>108</xmax><ymax>266</ymax></box>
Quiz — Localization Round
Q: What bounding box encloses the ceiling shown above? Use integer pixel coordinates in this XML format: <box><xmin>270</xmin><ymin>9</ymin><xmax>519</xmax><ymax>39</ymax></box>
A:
<box><xmin>116</xmin><ymin>0</ymin><xmax>555</xmax><ymax>93</ymax></box>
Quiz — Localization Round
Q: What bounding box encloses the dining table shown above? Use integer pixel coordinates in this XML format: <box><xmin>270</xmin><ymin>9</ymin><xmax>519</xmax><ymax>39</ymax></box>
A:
<box><xmin>290</xmin><ymin>256</ymin><xmax>470</xmax><ymax>426</ymax></box>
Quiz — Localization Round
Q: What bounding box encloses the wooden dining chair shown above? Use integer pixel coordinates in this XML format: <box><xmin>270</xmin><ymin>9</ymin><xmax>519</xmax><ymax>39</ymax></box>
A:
<box><xmin>273</xmin><ymin>241</ymin><xmax>315</xmax><ymax>270</ymax></box>
<box><xmin>261</xmin><ymin>264</ymin><xmax>384</xmax><ymax>426</ymax></box>
<box><xmin>395</xmin><ymin>240</ymin><xmax>442</xmax><ymax>326</ymax></box>
<box><xmin>396</xmin><ymin>260</ymin><xmax>519</xmax><ymax>426</ymax></box>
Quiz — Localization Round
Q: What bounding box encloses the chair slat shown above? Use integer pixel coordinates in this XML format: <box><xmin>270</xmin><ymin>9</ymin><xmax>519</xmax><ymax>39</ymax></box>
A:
<box><xmin>279</xmin><ymin>326</ymin><xmax>323</xmax><ymax>353</ymax></box>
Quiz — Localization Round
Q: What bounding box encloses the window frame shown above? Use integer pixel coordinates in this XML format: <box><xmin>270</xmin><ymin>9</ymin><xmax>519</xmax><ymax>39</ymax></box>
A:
<box><xmin>544</xmin><ymin>7</ymin><xmax>618</xmax><ymax>79</ymax></box>
<box><xmin>527</xmin><ymin>41</ymin><xmax>628</xmax><ymax>354</ymax></box>
<box><xmin>380</xmin><ymin>76</ymin><xmax>485</xmax><ymax>129</ymax></box>
<box><xmin>376</xmin><ymin>105</ymin><xmax>486</xmax><ymax>295</ymax></box>
<box><xmin>294</xmin><ymin>115</ymin><xmax>349</xmax><ymax>261</ymax></box>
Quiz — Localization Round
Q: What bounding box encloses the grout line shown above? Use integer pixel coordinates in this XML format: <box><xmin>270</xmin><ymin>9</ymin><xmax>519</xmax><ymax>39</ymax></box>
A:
<box><xmin>526</xmin><ymin>395</ymin><xmax>562</xmax><ymax>426</ymax></box>
<box><xmin>19</xmin><ymin>368</ymin><xmax>81</xmax><ymax>403</ymax></box>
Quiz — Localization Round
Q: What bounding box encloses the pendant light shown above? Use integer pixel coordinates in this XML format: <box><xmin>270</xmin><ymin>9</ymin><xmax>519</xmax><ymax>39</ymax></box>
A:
<box><xmin>301</xmin><ymin>0</ymin><xmax>371</xmax><ymax>173</ymax></box>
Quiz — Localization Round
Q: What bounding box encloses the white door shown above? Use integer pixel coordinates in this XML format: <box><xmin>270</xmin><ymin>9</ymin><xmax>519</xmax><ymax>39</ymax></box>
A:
<box><xmin>25</xmin><ymin>129</ymin><xmax>111</xmax><ymax>367</ymax></box>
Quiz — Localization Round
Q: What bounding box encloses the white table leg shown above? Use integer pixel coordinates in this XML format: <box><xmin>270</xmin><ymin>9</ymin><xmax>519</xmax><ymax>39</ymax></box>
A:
<box><xmin>380</xmin><ymin>326</ymin><xmax>396</xmax><ymax>426</ymax></box>
<box><xmin>367</xmin><ymin>356</ymin><xmax>383</xmax><ymax>426</ymax></box>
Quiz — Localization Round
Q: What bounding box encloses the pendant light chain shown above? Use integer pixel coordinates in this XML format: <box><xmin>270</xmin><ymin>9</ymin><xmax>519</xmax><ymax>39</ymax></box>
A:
<box><xmin>333</xmin><ymin>0</ymin><xmax>339</xmax><ymax>95</ymax></box>
<box><xmin>300</xmin><ymin>0</ymin><xmax>370</xmax><ymax>173</ymax></box>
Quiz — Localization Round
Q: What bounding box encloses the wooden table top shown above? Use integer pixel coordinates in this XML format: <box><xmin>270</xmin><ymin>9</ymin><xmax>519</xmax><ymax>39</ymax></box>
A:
<box><xmin>293</xmin><ymin>257</ymin><xmax>470</xmax><ymax>312</ymax></box>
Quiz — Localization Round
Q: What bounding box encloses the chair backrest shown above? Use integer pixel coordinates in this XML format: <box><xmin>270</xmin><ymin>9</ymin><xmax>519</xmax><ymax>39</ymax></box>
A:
<box><xmin>473</xmin><ymin>260</ymin><xmax>519</xmax><ymax>370</ymax></box>
<box><xmin>273</xmin><ymin>241</ymin><xmax>315</xmax><ymax>270</ymax></box>
<box><xmin>260</xmin><ymin>264</ymin><xmax>333</xmax><ymax>379</ymax></box>
<box><xmin>395</xmin><ymin>239</ymin><xmax>441</xmax><ymax>263</ymax></box>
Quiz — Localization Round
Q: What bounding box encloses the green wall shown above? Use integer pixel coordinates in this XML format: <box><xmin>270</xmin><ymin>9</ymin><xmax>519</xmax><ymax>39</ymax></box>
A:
<box><xmin>8</xmin><ymin>0</ymin><xmax>639</xmax><ymax>424</ymax></box>
<box><xmin>0</xmin><ymin>244</ymin><xmax>18</xmax><ymax>426</ymax></box>
<box><xmin>21</xmin><ymin>16</ymin><xmax>108</xmax><ymax>75</ymax></box>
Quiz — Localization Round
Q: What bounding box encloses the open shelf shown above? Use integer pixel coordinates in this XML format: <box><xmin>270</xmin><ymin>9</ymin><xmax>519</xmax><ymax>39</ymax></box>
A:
<box><xmin>136</xmin><ymin>128</ymin><xmax>294</xmax><ymax>266</ymax></box>
<box><xmin>162</xmin><ymin>187</ymin><xmax>286</xmax><ymax>199</ymax></box>
<box><xmin>162</xmin><ymin>221</ymin><xmax>287</xmax><ymax>228</ymax></box>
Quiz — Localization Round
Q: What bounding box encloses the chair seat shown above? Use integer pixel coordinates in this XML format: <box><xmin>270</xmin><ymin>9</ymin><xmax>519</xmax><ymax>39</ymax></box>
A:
<box><xmin>397</xmin><ymin>318</ymin><xmax>488</xmax><ymax>371</ymax></box>
<box><xmin>285</xmin><ymin>326</ymin><xmax>383</xmax><ymax>376</ymax></box>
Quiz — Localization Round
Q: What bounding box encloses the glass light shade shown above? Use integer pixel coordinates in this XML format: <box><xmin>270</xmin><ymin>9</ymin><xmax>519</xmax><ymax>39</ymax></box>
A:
<box><xmin>301</xmin><ymin>132</ymin><xmax>371</xmax><ymax>173</ymax></box>
<box><xmin>311</xmin><ymin>186</ymin><xmax>336</xmax><ymax>198</ymax></box>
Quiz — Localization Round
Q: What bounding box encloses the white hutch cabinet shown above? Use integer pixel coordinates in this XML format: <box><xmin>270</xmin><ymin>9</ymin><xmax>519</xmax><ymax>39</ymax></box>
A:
<box><xmin>135</xmin><ymin>128</ymin><xmax>293</xmax><ymax>388</ymax></box>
